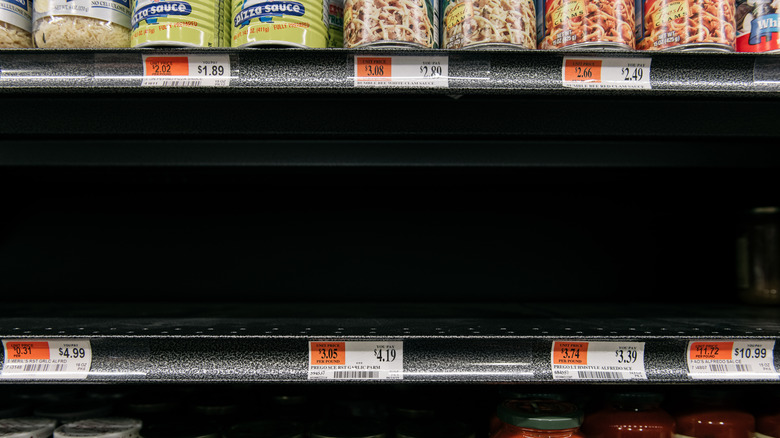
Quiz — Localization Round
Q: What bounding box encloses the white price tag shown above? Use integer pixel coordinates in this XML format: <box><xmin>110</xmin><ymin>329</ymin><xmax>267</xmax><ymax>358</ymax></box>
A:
<box><xmin>551</xmin><ymin>341</ymin><xmax>647</xmax><ymax>380</ymax></box>
<box><xmin>354</xmin><ymin>56</ymin><xmax>448</xmax><ymax>88</ymax></box>
<box><xmin>562</xmin><ymin>57</ymin><xmax>651</xmax><ymax>89</ymax></box>
<box><xmin>142</xmin><ymin>54</ymin><xmax>231</xmax><ymax>87</ymax></box>
<box><xmin>2</xmin><ymin>339</ymin><xmax>92</xmax><ymax>380</ymax></box>
<box><xmin>309</xmin><ymin>341</ymin><xmax>403</xmax><ymax>380</ymax></box>
<box><xmin>687</xmin><ymin>340</ymin><xmax>777</xmax><ymax>380</ymax></box>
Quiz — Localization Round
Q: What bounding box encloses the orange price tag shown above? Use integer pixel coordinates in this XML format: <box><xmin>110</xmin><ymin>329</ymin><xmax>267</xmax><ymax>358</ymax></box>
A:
<box><xmin>553</xmin><ymin>341</ymin><xmax>589</xmax><ymax>365</ymax></box>
<box><xmin>311</xmin><ymin>342</ymin><xmax>346</xmax><ymax>365</ymax></box>
<box><xmin>144</xmin><ymin>56</ymin><xmax>189</xmax><ymax>77</ymax></box>
<box><xmin>5</xmin><ymin>341</ymin><xmax>50</xmax><ymax>360</ymax></box>
<box><xmin>564</xmin><ymin>59</ymin><xmax>602</xmax><ymax>83</ymax></box>
<box><xmin>356</xmin><ymin>57</ymin><xmax>392</xmax><ymax>81</ymax></box>
<box><xmin>690</xmin><ymin>342</ymin><xmax>734</xmax><ymax>360</ymax></box>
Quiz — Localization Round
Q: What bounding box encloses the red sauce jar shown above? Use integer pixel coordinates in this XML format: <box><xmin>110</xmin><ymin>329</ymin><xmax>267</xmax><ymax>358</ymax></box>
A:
<box><xmin>491</xmin><ymin>400</ymin><xmax>584</xmax><ymax>438</ymax></box>
<box><xmin>674</xmin><ymin>392</ymin><xmax>754</xmax><ymax>438</ymax></box>
<box><xmin>582</xmin><ymin>393</ymin><xmax>675</xmax><ymax>438</ymax></box>
<box><xmin>757</xmin><ymin>411</ymin><xmax>780</xmax><ymax>438</ymax></box>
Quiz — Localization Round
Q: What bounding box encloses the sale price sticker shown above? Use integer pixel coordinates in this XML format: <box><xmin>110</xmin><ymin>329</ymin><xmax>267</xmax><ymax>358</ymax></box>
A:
<box><xmin>2</xmin><ymin>339</ymin><xmax>91</xmax><ymax>380</ymax></box>
<box><xmin>562</xmin><ymin>57</ymin><xmax>651</xmax><ymax>90</ymax></box>
<box><xmin>687</xmin><ymin>340</ymin><xmax>777</xmax><ymax>380</ymax></box>
<box><xmin>551</xmin><ymin>341</ymin><xmax>647</xmax><ymax>380</ymax></box>
<box><xmin>309</xmin><ymin>341</ymin><xmax>403</xmax><ymax>380</ymax></box>
<box><xmin>142</xmin><ymin>54</ymin><xmax>231</xmax><ymax>87</ymax></box>
<box><xmin>354</xmin><ymin>56</ymin><xmax>448</xmax><ymax>88</ymax></box>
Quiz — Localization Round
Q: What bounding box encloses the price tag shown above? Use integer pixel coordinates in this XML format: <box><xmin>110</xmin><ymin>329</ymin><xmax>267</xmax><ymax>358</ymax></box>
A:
<box><xmin>2</xmin><ymin>339</ymin><xmax>91</xmax><ymax>380</ymax></box>
<box><xmin>354</xmin><ymin>56</ymin><xmax>448</xmax><ymax>88</ymax></box>
<box><xmin>687</xmin><ymin>340</ymin><xmax>777</xmax><ymax>380</ymax></box>
<box><xmin>551</xmin><ymin>341</ymin><xmax>647</xmax><ymax>380</ymax></box>
<box><xmin>142</xmin><ymin>54</ymin><xmax>231</xmax><ymax>87</ymax></box>
<box><xmin>562</xmin><ymin>57</ymin><xmax>651</xmax><ymax>90</ymax></box>
<box><xmin>309</xmin><ymin>341</ymin><xmax>403</xmax><ymax>380</ymax></box>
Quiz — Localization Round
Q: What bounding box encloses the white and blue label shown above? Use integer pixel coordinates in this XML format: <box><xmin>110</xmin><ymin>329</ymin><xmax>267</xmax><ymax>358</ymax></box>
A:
<box><xmin>750</xmin><ymin>14</ymin><xmax>779</xmax><ymax>44</ymax></box>
<box><xmin>131</xmin><ymin>0</ymin><xmax>192</xmax><ymax>28</ymax></box>
<box><xmin>0</xmin><ymin>0</ymin><xmax>32</xmax><ymax>32</ymax></box>
<box><xmin>34</xmin><ymin>0</ymin><xmax>131</xmax><ymax>27</ymax></box>
<box><xmin>233</xmin><ymin>0</ymin><xmax>304</xmax><ymax>27</ymax></box>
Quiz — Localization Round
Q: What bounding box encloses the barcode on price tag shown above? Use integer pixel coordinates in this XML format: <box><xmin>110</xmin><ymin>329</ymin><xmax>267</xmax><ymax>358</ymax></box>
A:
<box><xmin>309</xmin><ymin>341</ymin><xmax>403</xmax><ymax>380</ymax></box>
<box><xmin>562</xmin><ymin>57</ymin><xmax>651</xmax><ymax>89</ymax></box>
<box><xmin>687</xmin><ymin>340</ymin><xmax>777</xmax><ymax>380</ymax></box>
<box><xmin>551</xmin><ymin>341</ymin><xmax>647</xmax><ymax>380</ymax></box>
<box><xmin>142</xmin><ymin>54</ymin><xmax>231</xmax><ymax>87</ymax></box>
<box><xmin>2</xmin><ymin>339</ymin><xmax>91</xmax><ymax>380</ymax></box>
<box><xmin>354</xmin><ymin>56</ymin><xmax>448</xmax><ymax>88</ymax></box>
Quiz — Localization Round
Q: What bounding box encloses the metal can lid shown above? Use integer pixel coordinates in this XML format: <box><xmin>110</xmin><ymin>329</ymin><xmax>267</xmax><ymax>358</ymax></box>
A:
<box><xmin>53</xmin><ymin>418</ymin><xmax>142</xmax><ymax>438</ymax></box>
<box><xmin>0</xmin><ymin>417</ymin><xmax>57</xmax><ymax>438</ymax></box>
<box><xmin>35</xmin><ymin>401</ymin><xmax>113</xmax><ymax>423</ymax></box>
<box><xmin>310</xmin><ymin>419</ymin><xmax>387</xmax><ymax>438</ymax></box>
<box><xmin>395</xmin><ymin>420</ymin><xmax>474</xmax><ymax>438</ymax></box>
<box><xmin>141</xmin><ymin>421</ymin><xmax>221</xmax><ymax>438</ymax></box>
<box><xmin>225</xmin><ymin>420</ymin><xmax>305</xmax><ymax>438</ymax></box>
<box><xmin>496</xmin><ymin>400</ymin><xmax>583</xmax><ymax>430</ymax></box>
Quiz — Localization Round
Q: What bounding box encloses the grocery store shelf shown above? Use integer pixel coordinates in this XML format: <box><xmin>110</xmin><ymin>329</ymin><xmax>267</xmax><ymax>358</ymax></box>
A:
<box><xmin>1</xmin><ymin>310</ymin><xmax>779</xmax><ymax>383</ymax></box>
<box><xmin>0</xmin><ymin>49</ymin><xmax>778</xmax><ymax>96</ymax></box>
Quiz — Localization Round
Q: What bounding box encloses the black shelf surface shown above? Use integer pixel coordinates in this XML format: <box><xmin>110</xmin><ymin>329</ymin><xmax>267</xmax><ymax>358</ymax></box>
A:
<box><xmin>1</xmin><ymin>304</ymin><xmax>779</xmax><ymax>384</ymax></box>
<box><xmin>0</xmin><ymin>49</ymin><xmax>779</xmax><ymax>96</ymax></box>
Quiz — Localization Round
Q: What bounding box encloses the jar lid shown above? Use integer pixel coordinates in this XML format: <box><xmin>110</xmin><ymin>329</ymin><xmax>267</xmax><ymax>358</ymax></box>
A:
<box><xmin>310</xmin><ymin>419</ymin><xmax>387</xmax><ymax>438</ymax></box>
<box><xmin>497</xmin><ymin>400</ymin><xmax>583</xmax><ymax>430</ymax></box>
<box><xmin>395</xmin><ymin>420</ymin><xmax>474</xmax><ymax>438</ymax></box>
<box><xmin>53</xmin><ymin>418</ymin><xmax>142</xmax><ymax>438</ymax></box>
<box><xmin>226</xmin><ymin>420</ymin><xmax>305</xmax><ymax>438</ymax></box>
<box><xmin>0</xmin><ymin>417</ymin><xmax>57</xmax><ymax>438</ymax></box>
<box><xmin>608</xmin><ymin>393</ymin><xmax>664</xmax><ymax>410</ymax></box>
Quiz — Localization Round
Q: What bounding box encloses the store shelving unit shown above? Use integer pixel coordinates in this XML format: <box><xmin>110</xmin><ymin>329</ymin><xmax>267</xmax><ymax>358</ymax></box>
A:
<box><xmin>1</xmin><ymin>48</ymin><xmax>780</xmax><ymax>391</ymax></box>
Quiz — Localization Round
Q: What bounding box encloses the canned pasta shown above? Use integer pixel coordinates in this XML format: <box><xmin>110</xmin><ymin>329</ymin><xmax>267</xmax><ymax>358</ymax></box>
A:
<box><xmin>442</xmin><ymin>0</ymin><xmax>536</xmax><ymax>48</ymax></box>
<box><xmin>539</xmin><ymin>0</ymin><xmax>635</xmax><ymax>48</ymax></box>
<box><xmin>636</xmin><ymin>0</ymin><xmax>735</xmax><ymax>50</ymax></box>
<box><xmin>342</xmin><ymin>0</ymin><xmax>438</xmax><ymax>47</ymax></box>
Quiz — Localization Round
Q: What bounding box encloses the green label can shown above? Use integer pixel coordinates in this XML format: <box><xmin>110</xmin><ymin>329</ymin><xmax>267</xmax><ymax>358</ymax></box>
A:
<box><xmin>231</xmin><ymin>0</ymin><xmax>329</xmax><ymax>47</ymax></box>
<box><xmin>327</xmin><ymin>0</ymin><xmax>343</xmax><ymax>46</ymax></box>
<box><xmin>131</xmin><ymin>0</ymin><xmax>230</xmax><ymax>46</ymax></box>
<box><xmin>343</xmin><ymin>0</ymin><xmax>438</xmax><ymax>47</ymax></box>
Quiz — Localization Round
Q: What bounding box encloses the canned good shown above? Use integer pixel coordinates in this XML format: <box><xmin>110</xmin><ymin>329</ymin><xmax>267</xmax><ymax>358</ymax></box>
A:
<box><xmin>441</xmin><ymin>0</ymin><xmax>535</xmax><ymax>48</ymax></box>
<box><xmin>131</xmin><ymin>0</ymin><xmax>230</xmax><ymax>46</ymax></box>
<box><xmin>231</xmin><ymin>0</ymin><xmax>329</xmax><ymax>47</ymax></box>
<box><xmin>342</xmin><ymin>0</ymin><xmax>438</xmax><ymax>47</ymax></box>
<box><xmin>735</xmin><ymin>0</ymin><xmax>779</xmax><ymax>51</ymax></box>
<box><xmin>32</xmin><ymin>0</ymin><xmax>131</xmax><ymax>47</ymax></box>
<box><xmin>0</xmin><ymin>418</ymin><xmax>57</xmax><ymax>438</ymax></box>
<box><xmin>0</xmin><ymin>0</ymin><xmax>32</xmax><ymax>47</ymax></box>
<box><xmin>53</xmin><ymin>418</ymin><xmax>142</xmax><ymax>438</ymax></box>
<box><xmin>737</xmin><ymin>207</ymin><xmax>780</xmax><ymax>305</ymax></box>
<box><xmin>636</xmin><ymin>0</ymin><xmax>735</xmax><ymax>50</ymax></box>
<box><xmin>327</xmin><ymin>0</ymin><xmax>343</xmax><ymax>45</ymax></box>
<box><xmin>539</xmin><ymin>0</ymin><xmax>635</xmax><ymax>49</ymax></box>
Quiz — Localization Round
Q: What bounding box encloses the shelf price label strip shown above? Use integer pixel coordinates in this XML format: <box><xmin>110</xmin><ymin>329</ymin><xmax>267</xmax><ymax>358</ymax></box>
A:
<box><xmin>687</xmin><ymin>340</ymin><xmax>778</xmax><ymax>380</ymax></box>
<box><xmin>562</xmin><ymin>57</ymin><xmax>652</xmax><ymax>90</ymax></box>
<box><xmin>309</xmin><ymin>341</ymin><xmax>403</xmax><ymax>380</ymax></box>
<box><xmin>354</xmin><ymin>56</ymin><xmax>449</xmax><ymax>88</ymax></box>
<box><xmin>142</xmin><ymin>54</ymin><xmax>232</xmax><ymax>87</ymax></box>
<box><xmin>1</xmin><ymin>339</ymin><xmax>91</xmax><ymax>380</ymax></box>
<box><xmin>551</xmin><ymin>340</ymin><xmax>647</xmax><ymax>380</ymax></box>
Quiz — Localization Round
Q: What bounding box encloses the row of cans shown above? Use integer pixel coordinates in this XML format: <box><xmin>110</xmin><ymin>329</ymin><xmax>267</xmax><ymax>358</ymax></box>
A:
<box><xmin>0</xmin><ymin>0</ymin><xmax>777</xmax><ymax>49</ymax></box>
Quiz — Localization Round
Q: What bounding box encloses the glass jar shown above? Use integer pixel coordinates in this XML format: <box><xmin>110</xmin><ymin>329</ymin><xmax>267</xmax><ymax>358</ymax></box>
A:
<box><xmin>581</xmin><ymin>393</ymin><xmax>674</xmax><ymax>438</ymax></box>
<box><xmin>491</xmin><ymin>400</ymin><xmax>584</xmax><ymax>438</ymax></box>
